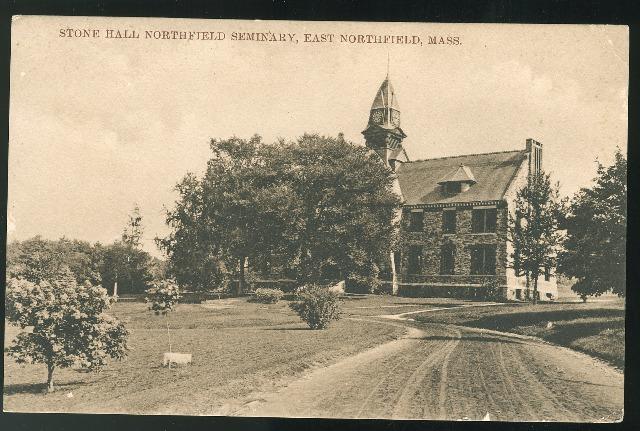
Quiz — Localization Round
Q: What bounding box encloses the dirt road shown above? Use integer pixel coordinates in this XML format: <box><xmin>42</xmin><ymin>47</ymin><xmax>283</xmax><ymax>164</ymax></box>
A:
<box><xmin>231</xmin><ymin>319</ymin><xmax>623</xmax><ymax>421</ymax></box>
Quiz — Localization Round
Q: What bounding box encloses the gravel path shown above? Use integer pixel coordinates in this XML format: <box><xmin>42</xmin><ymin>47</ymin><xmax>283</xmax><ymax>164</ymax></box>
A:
<box><xmin>230</xmin><ymin>315</ymin><xmax>623</xmax><ymax>421</ymax></box>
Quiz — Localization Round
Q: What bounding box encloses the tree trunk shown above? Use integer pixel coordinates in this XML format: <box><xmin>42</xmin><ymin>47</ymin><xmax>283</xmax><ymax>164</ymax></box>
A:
<box><xmin>390</xmin><ymin>250</ymin><xmax>398</xmax><ymax>296</ymax></box>
<box><xmin>46</xmin><ymin>363</ymin><xmax>55</xmax><ymax>393</ymax></box>
<box><xmin>532</xmin><ymin>272</ymin><xmax>539</xmax><ymax>305</ymax></box>
<box><xmin>237</xmin><ymin>256</ymin><xmax>246</xmax><ymax>296</ymax></box>
<box><xmin>525</xmin><ymin>272</ymin><xmax>530</xmax><ymax>301</ymax></box>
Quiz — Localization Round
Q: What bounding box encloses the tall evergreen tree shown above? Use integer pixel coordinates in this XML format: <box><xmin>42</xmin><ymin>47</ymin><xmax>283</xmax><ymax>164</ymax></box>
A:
<box><xmin>102</xmin><ymin>206</ymin><xmax>154</xmax><ymax>294</ymax></box>
<box><xmin>122</xmin><ymin>205</ymin><xmax>144</xmax><ymax>248</ymax></box>
<box><xmin>508</xmin><ymin>171</ymin><xmax>564</xmax><ymax>303</ymax></box>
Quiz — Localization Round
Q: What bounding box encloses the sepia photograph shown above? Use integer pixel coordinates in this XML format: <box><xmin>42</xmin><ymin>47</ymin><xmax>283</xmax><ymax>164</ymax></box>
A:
<box><xmin>4</xmin><ymin>16</ymin><xmax>628</xmax><ymax>421</ymax></box>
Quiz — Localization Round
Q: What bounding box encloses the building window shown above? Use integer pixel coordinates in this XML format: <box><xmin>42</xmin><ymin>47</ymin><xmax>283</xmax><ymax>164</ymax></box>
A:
<box><xmin>544</xmin><ymin>265</ymin><xmax>551</xmax><ymax>281</ymax></box>
<box><xmin>470</xmin><ymin>244</ymin><xmax>496</xmax><ymax>275</ymax></box>
<box><xmin>445</xmin><ymin>182</ymin><xmax>461</xmax><ymax>195</ymax></box>
<box><xmin>513</xmin><ymin>251</ymin><xmax>523</xmax><ymax>276</ymax></box>
<box><xmin>409</xmin><ymin>211</ymin><xmax>424</xmax><ymax>232</ymax></box>
<box><xmin>442</xmin><ymin>209</ymin><xmax>456</xmax><ymax>234</ymax></box>
<box><xmin>472</xmin><ymin>208</ymin><xmax>497</xmax><ymax>233</ymax></box>
<box><xmin>407</xmin><ymin>245</ymin><xmax>423</xmax><ymax>274</ymax></box>
<box><xmin>440</xmin><ymin>244</ymin><xmax>455</xmax><ymax>275</ymax></box>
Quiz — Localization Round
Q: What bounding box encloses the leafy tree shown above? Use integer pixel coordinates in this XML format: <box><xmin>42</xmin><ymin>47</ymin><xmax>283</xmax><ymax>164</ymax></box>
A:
<box><xmin>508</xmin><ymin>171</ymin><xmax>564</xmax><ymax>303</ymax></box>
<box><xmin>145</xmin><ymin>280</ymin><xmax>181</xmax><ymax>354</ymax></box>
<box><xmin>145</xmin><ymin>280</ymin><xmax>182</xmax><ymax>316</ymax></box>
<box><xmin>157</xmin><ymin>174</ymin><xmax>231</xmax><ymax>292</ymax></box>
<box><xmin>5</xmin><ymin>271</ymin><xmax>128</xmax><ymax>393</ymax></box>
<box><xmin>7</xmin><ymin>237</ymin><xmax>101</xmax><ymax>286</ymax></box>
<box><xmin>202</xmin><ymin>136</ymin><xmax>303</xmax><ymax>295</ymax></box>
<box><xmin>286</xmin><ymin>134</ymin><xmax>400</xmax><ymax>286</ymax></box>
<box><xmin>559</xmin><ymin>150</ymin><xmax>627</xmax><ymax>300</ymax></box>
<box><xmin>99</xmin><ymin>241</ymin><xmax>153</xmax><ymax>294</ymax></box>
<box><xmin>160</xmin><ymin>134</ymin><xmax>400</xmax><ymax>295</ymax></box>
<box><xmin>99</xmin><ymin>206</ymin><xmax>155</xmax><ymax>295</ymax></box>
<box><xmin>160</xmin><ymin>136</ymin><xmax>301</xmax><ymax>295</ymax></box>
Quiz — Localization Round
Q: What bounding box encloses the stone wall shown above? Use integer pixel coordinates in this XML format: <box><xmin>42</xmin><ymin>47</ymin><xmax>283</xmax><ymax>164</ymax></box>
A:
<box><xmin>398</xmin><ymin>203</ymin><xmax>509</xmax><ymax>296</ymax></box>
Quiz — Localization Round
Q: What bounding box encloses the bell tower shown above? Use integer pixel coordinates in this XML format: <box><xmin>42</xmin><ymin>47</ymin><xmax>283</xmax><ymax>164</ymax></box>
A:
<box><xmin>362</xmin><ymin>72</ymin><xmax>408</xmax><ymax>170</ymax></box>
<box><xmin>362</xmin><ymin>69</ymin><xmax>407</xmax><ymax>296</ymax></box>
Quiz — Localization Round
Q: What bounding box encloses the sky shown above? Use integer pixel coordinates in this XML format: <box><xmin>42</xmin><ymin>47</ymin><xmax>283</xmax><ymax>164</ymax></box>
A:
<box><xmin>8</xmin><ymin>17</ymin><xmax>628</xmax><ymax>257</ymax></box>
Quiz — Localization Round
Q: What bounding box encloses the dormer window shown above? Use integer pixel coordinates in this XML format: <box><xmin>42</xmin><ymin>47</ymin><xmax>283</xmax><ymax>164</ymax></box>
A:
<box><xmin>437</xmin><ymin>164</ymin><xmax>477</xmax><ymax>196</ymax></box>
<box><xmin>445</xmin><ymin>182</ymin><xmax>461</xmax><ymax>195</ymax></box>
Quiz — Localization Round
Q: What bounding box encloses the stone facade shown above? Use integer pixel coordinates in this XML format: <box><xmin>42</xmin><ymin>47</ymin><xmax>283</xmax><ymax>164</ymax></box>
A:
<box><xmin>398</xmin><ymin>204</ymin><xmax>509</xmax><ymax>297</ymax></box>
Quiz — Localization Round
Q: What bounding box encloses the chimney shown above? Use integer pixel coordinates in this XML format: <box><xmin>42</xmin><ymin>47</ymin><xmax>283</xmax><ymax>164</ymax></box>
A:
<box><xmin>526</xmin><ymin>138</ymin><xmax>543</xmax><ymax>175</ymax></box>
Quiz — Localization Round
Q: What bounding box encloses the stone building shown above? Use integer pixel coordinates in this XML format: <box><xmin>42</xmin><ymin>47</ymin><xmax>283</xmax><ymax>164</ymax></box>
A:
<box><xmin>364</xmin><ymin>74</ymin><xmax>557</xmax><ymax>301</ymax></box>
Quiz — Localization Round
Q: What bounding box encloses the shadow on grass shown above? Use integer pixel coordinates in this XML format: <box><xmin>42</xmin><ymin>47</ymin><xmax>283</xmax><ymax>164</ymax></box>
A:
<box><xmin>543</xmin><ymin>321</ymin><xmax>624</xmax><ymax>345</ymax></box>
<box><xmin>555</xmin><ymin>376</ymin><xmax>622</xmax><ymax>389</ymax></box>
<box><xmin>339</xmin><ymin>295</ymin><xmax>368</xmax><ymax>301</ymax></box>
<box><xmin>393</xmin><ymin>302</ymin><xmax>465</xmax><ymax>307</ymax></box>
<box><xmin>469</xmin><ymin>308</ymin><xmax>624</xmax><ymax>333</ymax></box>
<box><xmin>4</xmin><ymin>380</ymin><xmax>83</xmax><ymax>396</ymax></box>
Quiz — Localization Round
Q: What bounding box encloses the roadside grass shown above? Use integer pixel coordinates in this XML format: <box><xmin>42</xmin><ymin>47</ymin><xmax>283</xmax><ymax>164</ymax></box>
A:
<box><xmin>3</xmin><ymin>297</ymin><xmax>404</xmax><ymax>414</ymax></box>
<box><xmin>413</xmin><ymin>299</ymin><xmax>625</xmax><ymax>368</ymax></box>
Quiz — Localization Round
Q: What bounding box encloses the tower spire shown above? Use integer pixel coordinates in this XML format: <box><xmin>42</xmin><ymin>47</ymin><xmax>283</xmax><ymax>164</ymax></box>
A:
<box><xmin>362</xmin><ymin>68</ymin><xmax>407</xmax><ymax>169</ymax></box>
<box><xmin>386</xmin><ymin>52</ymin><xmax>390</xmax><ymax>79</ymax></box>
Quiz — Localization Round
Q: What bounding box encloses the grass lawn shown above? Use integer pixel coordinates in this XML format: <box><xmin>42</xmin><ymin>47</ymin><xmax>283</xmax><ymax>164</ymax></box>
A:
<box><xmin>3</xmin><ymin>297</ymin><xmax>405</xmax><ymax>414</ymax></box>
<box><xmin>4</xmin><ymin>293</ymin><xmax>625</xmax><ymax>414</ymax></box>
<box><xmin>413</xmin><ymin>299</ymin><xmax>625</xmax><ymax>368</ymax></box>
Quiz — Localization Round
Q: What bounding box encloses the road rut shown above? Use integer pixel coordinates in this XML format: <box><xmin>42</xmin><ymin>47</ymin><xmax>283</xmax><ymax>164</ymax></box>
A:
<box><xmin>230</xmin><ymin>318</ymin><xmax>623</xmax><ymax>421</ymax></box>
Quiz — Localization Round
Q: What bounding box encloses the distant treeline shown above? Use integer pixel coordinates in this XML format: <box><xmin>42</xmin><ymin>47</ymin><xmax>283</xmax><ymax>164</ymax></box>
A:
<box><xmin>6</xmin><ymin>236</ymin><xmax>167</xmax><ymax>294</ymax></box>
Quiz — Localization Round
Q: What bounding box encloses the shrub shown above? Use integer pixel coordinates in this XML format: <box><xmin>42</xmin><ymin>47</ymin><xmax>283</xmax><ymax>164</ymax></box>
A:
<box><xmin>253</xmin><ymin>288</ymin><xmax>284</xmax><ymax>304</ymax></box>
<box><xmin>481</xmin><ymin>277</ymin><xmax>506</xmax><ymax>301</ymax></box>
<box><xmin>145</xmin><ymin>280</ymin><xmax>181</xmax><ymax>315</ymax></box>
<box><xmin>373</xmin><ymin>282</ymin><xmax>394</xmax><ymax>295</ymax></box>
<box><xmin>5</xmin><ymin>275</ymin><xmax>128</xmax><ymax>392</ymax></box>
<box><xmin>345</xmin><ymin>263</ymin><xmax>381</xmax><ymax>293</ymax></box>
<box><xmin>289</xmin><ymin>284</ymin><xmax>341</xmax><ymax>329</ymax></box>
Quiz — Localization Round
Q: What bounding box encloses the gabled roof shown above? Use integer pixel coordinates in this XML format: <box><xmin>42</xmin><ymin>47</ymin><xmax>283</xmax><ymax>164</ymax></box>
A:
<box><xmin>437</xmin><ymin>164</ymin><xmax>477</xmax><ymax>185</ymax></box>
<box><xmin>396</xmin><ymin>149</ymin><xmax>528</xmax><ymax>205</ymax></box>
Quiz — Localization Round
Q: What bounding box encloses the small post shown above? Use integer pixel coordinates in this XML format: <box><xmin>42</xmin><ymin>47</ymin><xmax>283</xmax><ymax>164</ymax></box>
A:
<box><xmin>390</xmin><ymin>250</ymin><xmax>398</xmax><ymax>295</ymax></box>
<box><xmin>166</xmin><ymin>320</ymin><xmax>172</xmax><ymax>353</ymax></box>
